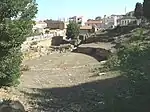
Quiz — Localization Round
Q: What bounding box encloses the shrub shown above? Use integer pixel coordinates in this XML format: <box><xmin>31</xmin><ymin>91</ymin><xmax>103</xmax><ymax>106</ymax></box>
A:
<box><xmin>101</xmin><ymin>28</ymin><xmax>150</xmax><ymax>112</ymax></box>
<box><xmin>102</xmin><ymin>54</ymin><xmax>120</xmax><ymax>72</ymax></box>
<box><xmin>117</xmin><ymin>42</ymin><xmax>150</xmax><ymax>87</ymax></box>
<box><xmin>66</xmin><ymin>22</ymin><xmax>80</xmax><ymax>40</ymax></box>
<box><xmin>0</xmin><ymin>48</ymin><xmax>23</xmax><ymax>86</ymax></box>
<box><xmin>103</xmin><ymin>28</ymin><xmax>150</xmax><ymax>85</ymax></box>
<box><xmin>0</xmin><ymin>0</ymin><xmax>38</xmax><ymax>86</ymax></box>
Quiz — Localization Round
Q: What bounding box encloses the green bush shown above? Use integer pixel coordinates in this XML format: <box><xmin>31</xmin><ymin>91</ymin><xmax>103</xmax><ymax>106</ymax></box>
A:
<box><xmin>0</xmin><ymin>48</ymin><xmax>22</xmax><ymax>86</ymax></box>
<box><xmin>102</xmin><ymin>28</ymin><xmax>150</xmax><ymax>112</ymax></box>
<box><xmin>66</xmin><ymin>21</ymin><xmax>80</xmax><ymax>40</ymax></box>
<box><xmin>104</xmin><ymin>28</ymin><xmax>150</xmax><ymax>84</ymax></box>
<box><xmin>118</xmin><ymin>42</ymin><xmax>150</xmax><ymax>84</ymax></box>
<box><xmin>0</xmin><ymin>0</ymin><xmax>37</xmax><ymax>87</ymax></box>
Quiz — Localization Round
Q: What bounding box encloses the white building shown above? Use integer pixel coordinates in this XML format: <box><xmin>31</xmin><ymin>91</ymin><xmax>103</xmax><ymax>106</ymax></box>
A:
<box><xmin>103</xmin><ymin>15</ymin><xmax>124</xmax><ymax>28</ymax></box>
<box><xmin>111</xmin><ymin>15</ymin><xmax>124</xmax><ymax>26</ymax></box>
<box><xmin>117</xmin><ymin>11</ymin><xmax>137</xmax><ymax>26</ymax></box>
<box><xmin>117</xmin><ymin>16</ymin><xmax>137</xmax><ymax>26</ymax></box>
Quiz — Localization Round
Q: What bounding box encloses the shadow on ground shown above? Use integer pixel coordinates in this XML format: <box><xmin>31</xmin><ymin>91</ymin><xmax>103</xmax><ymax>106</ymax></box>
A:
<box><xmin>72</xmin><ymin>47</ymin><xmax>111</xmax><ymax>62</ymax></box>
<box><xmin>22</xmin><ymin>75</ymin><xmax>150</xmax><ymax>112</ymax></box>
<box><xmin>21</xmin><ymin>76</ymin><xmax>134</xmax><ymax>112</ymax></box>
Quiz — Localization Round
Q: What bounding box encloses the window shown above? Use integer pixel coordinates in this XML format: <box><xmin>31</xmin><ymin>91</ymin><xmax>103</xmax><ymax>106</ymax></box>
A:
<box><xmin>124</xmin><ymin>20</ymin><xmax>126</xmax><ymax>25</ymax></box>
<box><xmin>128</xmin><ymin>20</ymin><xmax>130</xmax><ymax>24</ymax></box>
<box><xmin>121</xmin><ymin>21</ymin><xmax>124</xmax><ymax>25</ymax></box>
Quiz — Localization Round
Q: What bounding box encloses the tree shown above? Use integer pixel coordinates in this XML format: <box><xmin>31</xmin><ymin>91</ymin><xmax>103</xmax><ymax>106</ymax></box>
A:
<box><xmin>134</xmin><ymin>2</ymin><xmax>143</xmax><ymax>19</ymax></box>
<box><xmin>0</xmin><ymin>0</ymin><xmax>38</xmax><ymax>86</ymax></box>
<box><xmin>143</xmin><ymin>0</ymin><xmax>150</xmax><ymax>20</ymax></box>
<box><xmin>95</xmin><ymin>16</ymin><xmax>102</xmax><ymax>20</ymax></box>
<box><xmin>66</xmin><ymin>22</ymin><xmax>80</xmax><ymax>40</ymax></box>
<box><xmin>87</xmin><ymin>19</ymin><xmax>92</xmax><ymax>21</ymax></box>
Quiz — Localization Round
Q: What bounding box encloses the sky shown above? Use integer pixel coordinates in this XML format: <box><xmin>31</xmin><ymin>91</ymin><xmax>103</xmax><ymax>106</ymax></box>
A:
<box><xmin>36</xmin><ymin>0</ymin><xmax>143</xmax><ymax>21</ymax></box>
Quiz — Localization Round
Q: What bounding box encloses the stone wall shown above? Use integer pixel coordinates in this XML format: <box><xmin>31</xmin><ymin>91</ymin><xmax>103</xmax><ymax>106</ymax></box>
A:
<box><xmin>51</xmin><ymin>36</ymin><xmax>63</xmax><ymax>46</ymax></box>
<box><xmin>74</xmin><ymin>47</ymin><xmax>111</xmax><ymax>61</ymax></box>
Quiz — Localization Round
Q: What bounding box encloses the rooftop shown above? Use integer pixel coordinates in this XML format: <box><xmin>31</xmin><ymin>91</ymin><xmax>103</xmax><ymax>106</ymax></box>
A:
<box><xmin>119</xmin><ymin>16</ymin><xmax>136</xmax><ymax>20</ymax></box>
<box><xmin>85</xmin><ymin>20</ymin><xmax>103</xmax><ymax>24</ymax></box>
<box><xmin>80</xmin><ymin>26</ymin><xmax>92</xmax><ymax>30</ymax></box>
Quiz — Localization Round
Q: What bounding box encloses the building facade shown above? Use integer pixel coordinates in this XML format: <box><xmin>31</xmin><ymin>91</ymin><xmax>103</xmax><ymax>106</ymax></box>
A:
<box><xmin>44</xmin><ymin>20</ymin><xmax>65</xmax><ymax>30</ymax></box>
<box><xmin>103</xmin><ymin>15</ymin><xmax>124</xmax><ymax>28</ymax></box>
<box><xmin>80</xmin><ymin>26</ymin><xmax>93</xmax><ymax>34</ymax></box>
<box><xmin>69</xmin><ymin>16</ymin><xmax>83</xmax><ymax>26</ymax></box>
<box><xmin>117</xmin><ymin>16</ymin><xmax>137</xmax><ymax>26</ymax></box>
<box><xmin>85</xmin><ymin>20</ymin><xmax>103</xmax><ymax>29</ymax></box>
<box><xmin>117</xmin><ymin>11</ymin><xmax>137</xmax><ymax>26</ymax></box>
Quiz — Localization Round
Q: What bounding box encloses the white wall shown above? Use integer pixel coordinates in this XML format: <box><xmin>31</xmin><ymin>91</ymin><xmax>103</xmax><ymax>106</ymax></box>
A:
<box><xmin>120</xmin><ymin>19</ymin><xmax>136</xmax><ymax>26</ymax></box>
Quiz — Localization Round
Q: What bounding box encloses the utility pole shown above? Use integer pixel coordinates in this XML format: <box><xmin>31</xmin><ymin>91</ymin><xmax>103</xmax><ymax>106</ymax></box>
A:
<box><xmin>125</xmin><ymin>6</ymin><xmax>127</xmax><ymax>14</ymax></box>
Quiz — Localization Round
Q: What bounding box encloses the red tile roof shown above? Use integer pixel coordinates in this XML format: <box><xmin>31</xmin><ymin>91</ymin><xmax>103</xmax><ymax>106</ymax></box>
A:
<box><xmin>85</xmin><ymin>20</ymin><xmax>103</xmax><ymax>24</ymax></box>
<box><xmin>80</xmin><ymin>26</ymin><xmax>92</xmax><ymax>30</ymax></box>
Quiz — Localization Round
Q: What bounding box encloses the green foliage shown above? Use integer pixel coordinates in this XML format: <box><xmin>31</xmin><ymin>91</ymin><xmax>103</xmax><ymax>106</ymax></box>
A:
<box><xmin>101</xmin><ymin>28</ymin><xmax>150</xmax><ymax>112</ymax></box>
<box><xmin>0</xmin><ymin>0</ymin><xmax>38</xmax><ymax>86</ymax></box>
<box><xmin>95</xmin><ymin>16</ymin><xmax>102</xmax><ymax>20</ymax></box>
<box><xmin>0</xmin><ymin>47</ymin><xmax>22</xmax><ymax>86</ymax></box>
<box><xmin>134</xmin><ymin>2</ymin><xmax>143</xmax><ymax>19</ymax></box>
<box><xmin>102</xmin><ymin>54</ymin><xmax>120</xmax><ymax>72</ymax></box>
<box><xmin>66</xmin><ymin>22</ymin><xmax>80</xmax><ymax>40</ymax></box>
<box><xmin>104</xmin><ymin>28</ymin><xmax>150</xmax><ymax>84</ymax></box>
<box><xmin>143</xmin><ymin>0</ymin><xmax>150</xmax><ymax>20</ymax></box>
<box><xmin>117</xmin><ymin>43</ymin><xmax>150</xmax><ymax>83</ymax></box>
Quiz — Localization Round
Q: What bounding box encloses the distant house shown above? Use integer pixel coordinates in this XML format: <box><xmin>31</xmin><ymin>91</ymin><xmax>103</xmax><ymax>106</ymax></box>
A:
<box><xmin>110</xmin><ymin>15</ymin><xmax>124</xmax><ymax>26</ymax></box>
<box><xmin>44</xmin><ymin>20</ymin><xmax>65</xmax><ymax>30</ymax></box>
<box><xmin>117</xmin><ymin>11</ymin><xmax>137</xmax><ymax>26</ymax></box>
<box><xmin>80</xmin><ymin>26</ymin><xmax>93</xmax><ymax>34</ymax></box>
<box><xmin>117</xmin><ymin>16</ymin><xmax>137</xmax><ymax>26</ymax></box>
<box><xmin>79</xmin><ymin>25</ymin><xmax>98</xmax><ymax>35</ymax></box>
<box><xmin>103</xmin><ymin>15</ymin><xmax>124</xmax><ymax>28</ymax></box>
<box><xmin>85</xmin><ymin>15</ymin><xmax>124</xmax><ymax>29</ymax></box>
<box><xmin>85</xmin><ymin>20</ymin><xmax>103</xmax><ymax>29</ymax></box>
<box><xmin>69</xmin><ymin>16</ymin><xmax>83</xmax><ymax>26</ymax></box>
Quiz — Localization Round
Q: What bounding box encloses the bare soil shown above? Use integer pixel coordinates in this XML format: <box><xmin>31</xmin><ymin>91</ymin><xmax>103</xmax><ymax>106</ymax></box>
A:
<box><xmin>0</xmin><ymin>42</ymin><xmax>122</xmax><ymax>112</ymax></box>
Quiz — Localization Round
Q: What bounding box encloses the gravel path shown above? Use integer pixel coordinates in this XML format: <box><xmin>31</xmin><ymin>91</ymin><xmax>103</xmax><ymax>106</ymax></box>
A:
<box><xmin>21</xmin><ymin>52</ymin><xmax>100</xmax><ymax>89</ymax></box>
<box><xmin>19</xmin><ymin>52</ymin><xmax>105</xmax><ymax>111</ymax></box>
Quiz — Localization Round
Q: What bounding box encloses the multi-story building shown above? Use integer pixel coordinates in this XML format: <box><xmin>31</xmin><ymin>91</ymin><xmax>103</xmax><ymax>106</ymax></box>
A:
<box><xmin>103</xmin><ymin>15</ymin><xmax>124</xmax><ymax>28</ymax></box>
<box><xmin>85</xmin><ymin>15</ymin><xmax>124</xmax><ymax>29</ymax></box>
<box><xmin>111</xmin><ymin>15</ymin><xmax>124</xmax><ymax>26</ymax></box>
<box><xmin>69</xmin><ymin>16</ymin><xmax>83</xmax><ymax>26</ymax></box>
<box><xmin>117</xmin><ymin>17</ymin><xmax>137</xmax><ymax>26</ymax></box>
<box><xmin>117</xmin><ymin>11</ymin><xmax>137</xmax><ymax>26</ymax></box>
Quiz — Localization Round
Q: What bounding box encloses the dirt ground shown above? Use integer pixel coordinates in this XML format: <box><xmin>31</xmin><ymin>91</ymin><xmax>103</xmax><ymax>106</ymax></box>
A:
<box><xmin>0</xmin><ymin>42</ymin><xmax>122</xmax><ymax>112</ymax></box>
